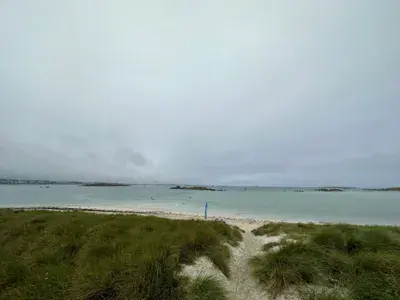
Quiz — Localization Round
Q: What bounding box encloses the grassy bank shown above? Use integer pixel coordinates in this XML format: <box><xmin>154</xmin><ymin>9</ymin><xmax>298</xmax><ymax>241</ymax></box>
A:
<box><xmin>0</xmin><ymin>209</ymin><xmax>241</xmax><ymax>299</ymax></box>
<box><xmin>251</xmin><ymin>222</ymin><xmax>400</xmax><ymax>299</ymax></box>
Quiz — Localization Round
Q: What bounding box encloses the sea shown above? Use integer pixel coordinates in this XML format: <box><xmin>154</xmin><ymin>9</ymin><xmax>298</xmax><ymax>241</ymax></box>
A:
<box><xmin>0</xmin><ymin>185</ymin><xmax>399</xmax><ymax>225</ymax></box>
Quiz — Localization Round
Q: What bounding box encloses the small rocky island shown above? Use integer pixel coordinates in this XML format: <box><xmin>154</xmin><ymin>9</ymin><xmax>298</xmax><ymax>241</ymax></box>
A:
<box><xmin>315</xmin><ymin>188</ymin><xmax>344</xmax><ymax>192</ymax></box>
<box><xmin>81</xmin><ymin>182</ymin><xmax>131</xmax><ymax>187</ymax></box>
<box><xmin>364</xmin><ymin>187</ymin><xmax>400</xmax><ymax>192</ymax></box>
<box><xmin>385</xmin><ymin>187</ymin><xmax>400</xmax><ymax>191</ymax></box>
<box><xmin>170</xmin><ymin>185</ymin><xmax>224</xmax><ymax>191</ymax></box>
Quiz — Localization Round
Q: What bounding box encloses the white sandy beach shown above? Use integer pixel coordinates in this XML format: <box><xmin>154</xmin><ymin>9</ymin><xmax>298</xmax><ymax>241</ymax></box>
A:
<box><xmin>13</xmin><ymin>205</ymin><xmax>292</xmax><ymax>231</ymax></box>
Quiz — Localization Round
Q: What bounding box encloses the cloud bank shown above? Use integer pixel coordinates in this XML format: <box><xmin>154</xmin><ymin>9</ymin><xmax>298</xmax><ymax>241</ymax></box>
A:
<box><xmin>1</xmin><ymin>0</ymin><xmax>399</xmax><ymax>186</ymax></box>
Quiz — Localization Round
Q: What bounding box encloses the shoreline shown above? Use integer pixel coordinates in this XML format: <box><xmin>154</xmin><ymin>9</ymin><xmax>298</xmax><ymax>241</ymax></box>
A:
<box><xmin>3</xmin><ymin>205</ymin><xmax>396</xmax><ymax>230</ymax></box>
<box><xmin>3</xmin><ymin>205</ymin><xmax>269</xmax><ymax>230</ymax></box>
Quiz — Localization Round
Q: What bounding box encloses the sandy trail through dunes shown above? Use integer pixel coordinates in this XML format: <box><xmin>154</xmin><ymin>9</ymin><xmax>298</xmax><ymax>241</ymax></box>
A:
<box><xmin>182</xmin><ymin>221</ymin><xmax>294</xmax><ymax>300</ymax></box>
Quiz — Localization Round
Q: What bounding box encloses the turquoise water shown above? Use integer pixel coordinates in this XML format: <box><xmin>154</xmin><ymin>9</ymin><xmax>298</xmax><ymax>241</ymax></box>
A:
<box><xmin>0</xmin><ymin>185</ymin><xmax>399</xmax><ymax>225</ymax></box>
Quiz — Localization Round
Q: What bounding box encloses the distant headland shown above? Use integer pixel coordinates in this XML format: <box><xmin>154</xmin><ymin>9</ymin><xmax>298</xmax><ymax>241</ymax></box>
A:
<box><xmin>363</xmin><ymin>187</ymin><xmax>400</xmax><ymax>192</ymax></box>
<box><xmin>0</xmin><ymin>179</ymin><xmax>81</xmax><ymax>185</ymax></box>
<box><xmin>81</xmin><ymin>182</ymin><xmax>131</xmax><ymax>187</ymax></box>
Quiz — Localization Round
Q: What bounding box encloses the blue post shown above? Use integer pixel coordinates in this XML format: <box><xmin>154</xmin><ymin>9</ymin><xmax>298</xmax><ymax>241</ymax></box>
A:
<box><xmin>205</xmin><ymin>201</ymin><xmax>208</xmax><ymax>220</ymax></box>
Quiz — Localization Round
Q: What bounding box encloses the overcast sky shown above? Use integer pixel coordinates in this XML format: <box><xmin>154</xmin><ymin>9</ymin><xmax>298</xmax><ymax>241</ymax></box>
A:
<box><xmin>0</xmin><ymin>1</ymin><xmax>399</xmax><ymax>186</ymax></box>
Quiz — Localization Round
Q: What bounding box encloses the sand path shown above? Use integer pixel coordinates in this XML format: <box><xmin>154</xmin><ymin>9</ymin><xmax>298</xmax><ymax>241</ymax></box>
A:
<box><xmin>182</xmin><ymin>221</ymin><xmax>289</xmax><ymax>300</ymax></box>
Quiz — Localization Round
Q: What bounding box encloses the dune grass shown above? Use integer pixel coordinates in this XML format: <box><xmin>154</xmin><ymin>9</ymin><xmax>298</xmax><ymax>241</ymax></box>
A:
<box><xmin>301</xmin><ymin>289</ymin><xmax>349</xmax><ymax>300</ymax></box>
<box><xmin>262</xmin><ymin>241</ymin><xmax>280</xmax><ymax>252</ymax></box>
<box><xmin>251</xmin><ymin>222</ymin><xmax>400</xmax><ymax>299</ymax></box>
<box><xmin>0</xmin><ymin>209</ymin><xmax>241</xmax><ymax>300</ymax></box>
<box><xmin>185</xmin><ymin>276</ymin><xmax>228</xmax><ymax>300</ymax></box>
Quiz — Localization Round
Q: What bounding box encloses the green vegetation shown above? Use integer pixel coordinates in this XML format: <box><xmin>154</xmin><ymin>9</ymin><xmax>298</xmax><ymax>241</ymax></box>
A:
<box><xmin>262</xmin><ymin>241</ymin><xmax>280</xmax><ymax>251</ymax></box>
<box><xmin>0</xmin><ymin>209</ymin><xmax>240</xmax><ymax>300</ymax></box>
<box><xmin>252</xmin><ymin>221</ymin><xmax>324</xmax><ymax>239</ymax></box>
<box><xmin>186</xmin><ymin>276</ymin><xmax>228</xmax><ymax>300</ymax></box>
<box><xmin>301</xmin><ymin>289</ymin><xmax>348</xmax><ymax>300</ymax></box>
<box><xmin>251</xmin><ymin>222</ymin><xmax>400</xmax><ymax>299</ymax></box>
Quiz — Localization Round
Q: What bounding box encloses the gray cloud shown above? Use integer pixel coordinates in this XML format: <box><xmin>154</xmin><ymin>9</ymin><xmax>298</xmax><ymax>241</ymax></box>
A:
<box><xmin>0</xmin><ymin>0</ymin><xmax>399</xmax><ymax>186</ymax></box>
<box><xmin>114</xmin><ymin>148</ymin><xmax>149</xmax><ymax>167</ymax></box>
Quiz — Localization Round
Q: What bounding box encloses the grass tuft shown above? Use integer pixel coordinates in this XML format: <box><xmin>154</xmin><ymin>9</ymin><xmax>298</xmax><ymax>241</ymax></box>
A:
<box><xmin>186</xmin><ymin>276</ymin><xmax>228</xmax><ymax>300</ymax></box>
<box><xmin>252</xmin><ymin>222</ymin><xmax>316</xmax><ymax>238</ymax></box>
<box><xmin>262</xmin><ymin>241</ymin><xmax>280</xmax><ymax>251</ymax></box>
<box><xmin>301</xmin><ymin>289</ymin><xmax>349</xmax><ymax>300</ymax></box>
<box><xmin>251</xmin><ymin>222</ymin><xmax>400</xmax><ymax>300</ymax></box>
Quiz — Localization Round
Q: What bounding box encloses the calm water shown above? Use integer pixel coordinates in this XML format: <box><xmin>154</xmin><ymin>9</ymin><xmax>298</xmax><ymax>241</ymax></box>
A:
<box><xmin>0</xmin><ymin>185</ymin><xmax>399</xmax><ymax>225</ymax></box>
